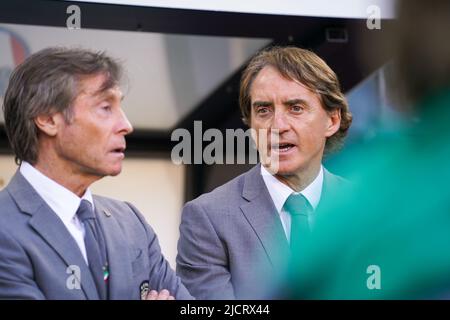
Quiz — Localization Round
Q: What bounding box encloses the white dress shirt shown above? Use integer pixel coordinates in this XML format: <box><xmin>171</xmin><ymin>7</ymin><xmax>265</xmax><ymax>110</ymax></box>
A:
<box><xmin>260</xmin><ymin>164</ymin><xmax>324</xmax><ymax>243</ymax></box>
<box><xmin>20</xmin><ymin>161</ymin><xmax>93</xmax><ymax>264</ymax></box>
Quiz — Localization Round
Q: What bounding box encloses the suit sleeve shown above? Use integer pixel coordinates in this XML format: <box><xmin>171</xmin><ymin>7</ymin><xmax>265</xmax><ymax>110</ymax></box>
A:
<box><xmin>176</xmin><ymin>200</ymin><xmax>235</xmax><ymax>299</ymax></box>
<box><xmin>125</xmin><ymin>202</ymin><xmax>193</xmax><ymax>300</ymax></box>
<box><xmin>0</xmin><ymin>227</ymin><xmax>46</xmax><ymax>299</ymax></box>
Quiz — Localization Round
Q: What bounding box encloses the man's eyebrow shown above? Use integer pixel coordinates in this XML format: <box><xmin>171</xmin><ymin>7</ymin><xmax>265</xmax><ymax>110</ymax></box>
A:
<box><xmin>251</xmin><ymin>99</ymin><xmax>309</xmax><ymax>107</ymax></box>
<box><xmin>252</xmin><ymin>101</ymin><xmax>272</xmax><ymax>107</ymax></box>
<box><xmin>91</xmin><ymin>89</ymin><xmax>124</xmax><ymax>101</ymax></box>
<box><xmin>284</xmin><ymin>98</ymin><xmax>308</xmax><ymax>106</ymax></box>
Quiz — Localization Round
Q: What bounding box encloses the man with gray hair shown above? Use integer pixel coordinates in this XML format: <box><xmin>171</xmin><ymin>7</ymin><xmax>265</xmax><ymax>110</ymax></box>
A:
<box><xmin>0</xmin><ymin>47</ymin><xmax>192</xmax><ymax>300</ymax></box>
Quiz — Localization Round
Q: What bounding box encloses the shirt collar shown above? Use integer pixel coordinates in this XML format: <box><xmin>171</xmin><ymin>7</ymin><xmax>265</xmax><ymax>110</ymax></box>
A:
<box><xmin>260</xmin><ymin>164</ymin><xmax>324</xmax><ymax>213</ymax></box>
<box><xmin>20</xmin><ymin>161</ymin><xmax>94</xmax><ymax>225</ymax></box>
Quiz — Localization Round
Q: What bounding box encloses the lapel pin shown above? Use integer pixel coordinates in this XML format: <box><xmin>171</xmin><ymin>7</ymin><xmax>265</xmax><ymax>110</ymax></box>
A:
<box><xmin>103</xmin><ymin>209</ymin><xmax>112</xmax><ymax>217</ymax></box>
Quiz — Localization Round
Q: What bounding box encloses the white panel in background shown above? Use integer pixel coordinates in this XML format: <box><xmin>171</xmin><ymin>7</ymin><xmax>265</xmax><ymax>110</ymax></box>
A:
<box><xmin>69</xmin><ymin>0</ymin><xmax>396</xmax><ymax>19</ymax></box>
<box><xmin>0</xmin><ymin>155</ymin><xmax>18</xmax><ymax>190</ymax></box>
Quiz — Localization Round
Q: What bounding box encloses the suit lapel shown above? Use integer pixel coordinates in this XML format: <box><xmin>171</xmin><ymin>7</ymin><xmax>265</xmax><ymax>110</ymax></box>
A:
<box><xmin>239</xmin><ymin>165</ymin><xmax>290</xmax><ymax>270</ymax></box>
<box><xmin>29</xmin><ymin>206</ymin><xmax>99</xmax><ymax>300</ymax></box>
<box><xmin>8</xmin><ymin>171</ymin><xmax>99</xmax><ymax>300</ymax></box>
<box><xmin>94</xmin><ymin>198</ymin><xmax>133</xmax><ymax>300</ymax></box>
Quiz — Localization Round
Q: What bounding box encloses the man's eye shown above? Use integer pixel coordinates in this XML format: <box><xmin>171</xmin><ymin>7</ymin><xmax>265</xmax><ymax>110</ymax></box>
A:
<box><xmin>101</xmin><ymin>105</ymin><xmax>111</xmax><ymax>111</ymax></box>
<box><xmin>291</xmin><ymin>105</ymin><xmax>303</xmax><ymax>112</ymax></box>
<box><xmin>256</xmin><ymin>107</ymin><xmax>269</xmax><ymax>114</ymax></box>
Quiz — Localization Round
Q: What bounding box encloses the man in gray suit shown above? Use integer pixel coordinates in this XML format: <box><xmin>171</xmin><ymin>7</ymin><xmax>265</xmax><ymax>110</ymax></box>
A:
<box><xmin>176</xmin><ymin>46</ymin><xmax>352</xmax><ymax>299</ymax></box>
<box><xmin>0</xmin><ymin>47</ymin><xmax>192</xmax><ymax>300</ymax></box>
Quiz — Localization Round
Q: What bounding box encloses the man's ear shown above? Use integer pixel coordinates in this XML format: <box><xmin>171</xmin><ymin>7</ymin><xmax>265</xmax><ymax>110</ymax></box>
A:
<box><xmin>325</xmin><ymin>109</ymin><xmax>341</xmax><ymax>137</ymax></box>
<box><xmin>34</xmin><ymin>113</ymin><xmax>64</xmax><ymax>137</ymax></box>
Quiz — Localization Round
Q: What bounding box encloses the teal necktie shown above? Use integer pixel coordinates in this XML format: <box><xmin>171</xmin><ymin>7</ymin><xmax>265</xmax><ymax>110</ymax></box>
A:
<box><xmin>284</xmin><ymin>193</ymin><xmax>313</xmax><ymax>253</ymax></box>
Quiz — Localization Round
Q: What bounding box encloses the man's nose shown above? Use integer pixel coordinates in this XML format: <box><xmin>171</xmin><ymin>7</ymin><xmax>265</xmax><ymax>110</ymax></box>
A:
<box><xmin>118</xmin><ymin>109</ymin><xmax>133</xmax><ymax>135</ymax></box>
<box><xmin>272</xmin><ymin>109</ymin><xmax>290</xmax><ymax>132</ymax></box>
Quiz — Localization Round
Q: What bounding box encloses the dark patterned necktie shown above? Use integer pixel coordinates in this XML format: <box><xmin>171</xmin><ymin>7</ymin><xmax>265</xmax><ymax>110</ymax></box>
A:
<box><xmin>76</xmin><ymin>200</ymin><xmax>108</xmax><ymax>300</ymax></box>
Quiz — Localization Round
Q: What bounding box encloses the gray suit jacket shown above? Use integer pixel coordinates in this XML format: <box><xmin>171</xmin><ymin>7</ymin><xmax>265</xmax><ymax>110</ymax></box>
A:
<box><xmin>0</xmin><ymin>171</ymin><xmax>192</xmax><ymax>300</ymax></box>
<box><xmin>176</xmin><ymin>164</ymin><xmax>348</xmax><ymax>299</ymax></box>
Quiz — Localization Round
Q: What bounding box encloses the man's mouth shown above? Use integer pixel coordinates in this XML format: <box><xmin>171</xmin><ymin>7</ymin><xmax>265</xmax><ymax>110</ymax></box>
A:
<box><xmin>272</xmin><ymin>143</ymin><xmax>295</xmax><ymax>153</ymax></box>
<box><xmin>110</xmin><ymin>146</ymin><xmax>126</xmax><ymax>154</ymax></box>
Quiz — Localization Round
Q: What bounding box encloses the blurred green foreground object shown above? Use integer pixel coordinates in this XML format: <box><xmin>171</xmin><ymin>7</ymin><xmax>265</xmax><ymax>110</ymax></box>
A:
<box><xmin>289</xmin><ymin>89</ymin><xmax>450</xmax><ymax>299</ymax></box>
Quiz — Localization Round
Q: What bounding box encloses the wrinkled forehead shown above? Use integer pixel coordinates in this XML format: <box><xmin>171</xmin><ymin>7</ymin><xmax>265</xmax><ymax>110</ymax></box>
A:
<box><xmin>76</xmin><ymin>73</ymin><xmax>123</xmax><ymax>100</ymax></box>
<box><xmin>250</xmin><ymin>67</ymin><xmax>317</xmax><ymax>99</ymax></box>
